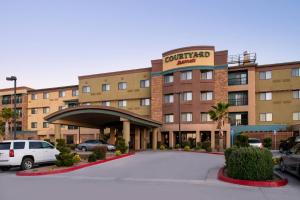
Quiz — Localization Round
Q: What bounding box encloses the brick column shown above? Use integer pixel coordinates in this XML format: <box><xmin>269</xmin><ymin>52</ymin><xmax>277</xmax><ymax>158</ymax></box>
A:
<box><xmin>54</xmin><ymin>124</ymin><xmax>61</xmax><ymax>144</ymax></box>
<box><xmin>122</xmin><ymin>119</ymin><xmax>130</xmax><ymax>150</ymax></box>
<box><xmin>141</xmin><ymin>128</ymin><xmax>147</xmax><ymax>150</ymax></box>
<box><xmin>108</xmin><ymin>128</ymin><xmax>116</xmax><ymax>145</ymax></box>
<box><xmin>196</xmin><ymin>131</ymin><xmax>201</xmax><ymax>144</ymax></box>
<box><xmin>211</xmin><ymin>131</ymin><xmax>215</xmax><ymax>151</ymax></box>
<box><xmin>134</xmin><ymin>127</ymin><xmax>141</xmax><ymax>150</ymax></box>
<box><xmin>152</xmin><ymin>128</ymin><xmax>158</xmax><ymax>150</ymax></box>
<box><xmin>169</xmin><ymin>131</ymin><xmax>174</xmax><ymax>148</ymax></box>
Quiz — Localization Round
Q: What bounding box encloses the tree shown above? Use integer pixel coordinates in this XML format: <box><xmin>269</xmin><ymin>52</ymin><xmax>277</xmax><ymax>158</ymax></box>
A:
<box><xmin>0</xmin><ymin>118</ymin><xmax>4</xmax><ymax>141</ymax></box>
<box><xmin>208</xmin><ymin>102</ymin><xmax>230</xmax><ymax>152</ymax></box>
<box><xmin>0</xmin><ymin>108</ymin><xmax>15</xmax><ymax>139</ymax></box>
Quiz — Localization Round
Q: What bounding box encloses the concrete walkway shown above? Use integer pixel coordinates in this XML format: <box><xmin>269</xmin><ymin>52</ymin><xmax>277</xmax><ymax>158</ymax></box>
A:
<box><xmin>0</xmin><ymin>151</ymin><xmax>299</xmax><ymax>200</ymax></box>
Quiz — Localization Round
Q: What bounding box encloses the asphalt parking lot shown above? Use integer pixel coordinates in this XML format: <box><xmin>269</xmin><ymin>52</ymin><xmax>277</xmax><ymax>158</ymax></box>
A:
<box><xmin>0</xmin><ymin>151</ymin><xmax>299</xmax><ymax>200</ymax></box>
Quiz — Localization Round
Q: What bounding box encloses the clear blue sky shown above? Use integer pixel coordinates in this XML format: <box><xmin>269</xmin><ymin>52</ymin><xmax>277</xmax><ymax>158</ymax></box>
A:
<box><xmin>1</xmin><ymin>0</ymin><xmax>300</xmax><ymax>89</ymax></box>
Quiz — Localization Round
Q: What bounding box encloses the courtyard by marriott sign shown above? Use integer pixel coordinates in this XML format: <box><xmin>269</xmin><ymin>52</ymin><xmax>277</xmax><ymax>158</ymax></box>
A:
<box><xmin>163</xmin><ymin>50</ymin><xmax>214</xmax><ymax>71</ymax></box>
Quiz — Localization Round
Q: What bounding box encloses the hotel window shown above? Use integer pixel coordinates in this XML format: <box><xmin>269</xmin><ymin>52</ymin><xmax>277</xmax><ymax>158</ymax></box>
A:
<box><xmin>164</xmin><ymin>94</ymin><xmax>174</xmax><ymax>103</ymax></box>
<box><xmin>102</xmin><ymin>101</ymin><xmax>110</xmax><ymax>106</ymax></box>
<box><xmin>82</xmin><ymin>86</ymin><xmax>91</xmax><ymax>93</ymax></box>
<box><xmin>118</xmin><ymin>100</ymin><xmax>127</xmax><ymax>107</ymax></box>
<box><xmin>43</xmin><ymin>92</ymin><xmax>49</xmax><ymax>99</ymax></box>
<box><xmin>43</xmin><ymin>122</ymin><xmax>49</xmax><ymax>128</ymax></box>
<box><xmin>15</xmin><ymin>108</ymin><xmax>22</xmax><ymax>117</ymax></box>
<box><xmin>31</xmin><ymin>122</ymin><xmax>37</xmax><ymax>129</ymax></box>
<box><xmin>260</xmin><ymin>113</ymin><xmax>272</xmax><ymax>122</ymax></box>
<box><xmin>2</xmin><ymin>95</ymin><xmax>11</xmax><ymax>104</ymax></box>
<box><xmin>201</xmin><ymin>70</ymin><xmax>213</xmax><ymax>80</ymax></box>
<box><xmin>292</xmin><ymin>68</ymin><xmax>300</xmax><ymax>77</ymax></box>
<box><xmin>59</xmin><ymin>90</ymin><xmax>66</xmax><ymax>97</ymax></box>
<box><xmin>259</xmin><ymin>71</ymin><xmax>272</xmax><ymax>80</ymax></box>
<box><xmin>164</xmin><ymin>74</ymin><xmax>174</xmax><ymax>84</ymax></box>
<box><xmin>181</xmin><ymin>71</ymin><xmax>192</xmax><ymax>80</ymax></box>
<box><xmin>181</xmin><ymin>92</ymin><xmax>192</xmax><ymax>101</ymax></box>
<box><xmin>260</xmin><ymin>92</ymin><xmax>272</xmax><ymax>100</ymax></box>
<box><xmin>118</xmin><ymin>82</ymin><xmax>127</xmax><ymax>90</ymax></box>
<box><xmin>31</xmin><ymin>108</ymin><xmax>38</xmax><ymax>114</ymax></box>
<box><xmin>140</xmin><ymin>98</ymin><xmax>150</xmax><ymax>106</ymax></box>
<box><xmin>293</xmin><ymin>112</ymin><xmax>300</xmax><ymax>121</ymax></box>
<box><xmin>164</xmin><ymin>114</ymin><xmax>174</xmax><ymax>123</ymax></box>
<box><xmin>181</xmin><ymin>112</ymin><xmax>193</xmax><ymax>122</ymax></box>
<box><xmin>43</xmin><ymin>107</ymin><xmax>50</xmax><ymax>114</ymax></box>
<box><xmin>201</xmin><ymin>91</ymin><xmax>213</xmax><ymax>101</ymax></box>
<box><xmin>201</xmin><ymin>113</ymin><xmax>212</xmax><ymax>122</ymax></box>
<box><xmin>14</xmin><ymin>94</ymin><xmax>22</xmax><ymax>104</ymax></box>
<box><xmin>140</xmin><ymin>80</ymin><xmax>150</xmax><ymax>88</ymax></box>
<box><xmin>72</xmin><ymin>89</ymin><xmax>79</xmax><ymax>96</ymax></box>
<box><xmin>102</xmin><ymin>84</ymin><xmax>110</xmax><ymax>91</ymax></box>
<box><xmin>31</xmin><ymin>93</ymin><xmax>37</xmax><ymax>100</ymax></box>
<box><xmin>293</xmin><ymin>90</ymin><xmax>300</xmax><ymax>99</ymax></box>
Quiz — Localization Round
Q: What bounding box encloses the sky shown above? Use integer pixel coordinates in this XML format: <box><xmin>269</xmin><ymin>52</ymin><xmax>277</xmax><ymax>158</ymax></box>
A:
<box><xmin>0</xmin><ymin>0</ymin><xmax>300</xmax><ymax>89</ymax></box>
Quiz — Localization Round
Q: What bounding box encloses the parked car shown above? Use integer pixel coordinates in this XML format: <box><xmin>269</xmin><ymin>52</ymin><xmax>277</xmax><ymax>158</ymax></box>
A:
<box><xmin>0</xmin><ymin>140</ymin><xmax>60</xmax><ymax>171</ymax></box>
<box><xmin>77</xmin><ymin>140</ymin><xmax>116</xmax><ymax>151</ymax></box>
<box><xmin>248</xmin><ymin>138</ymin><xmax>263</xmax><ymax>148</ymax></box>
<box><xmin>279</xmin><ymin>136</ymin><xmax>300</xmax><ymax>153</ymax></box>
<box><xmin>280</xmin><ymin>143</ymin><xmax>300</xmax><ymax>178</ymax></box>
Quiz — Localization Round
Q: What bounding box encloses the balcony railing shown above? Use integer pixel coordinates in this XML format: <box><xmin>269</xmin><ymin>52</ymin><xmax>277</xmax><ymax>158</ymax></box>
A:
<box><xmin>228</xmin><ymin>77</ymin><xmax>248</xmax><ymax>86</ymax></box>
<box><xmin>228</xmin><ymin>98</ymin><xmax>248</xmax><ymax>106</ymax></box>
<box><xmin>230</xmin><ymin>118</ymin><xmax>248</xmax><ymax>126</ymax></box>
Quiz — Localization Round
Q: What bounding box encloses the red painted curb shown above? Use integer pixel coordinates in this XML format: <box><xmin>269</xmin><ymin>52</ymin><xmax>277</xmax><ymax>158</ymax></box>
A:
<box><xmin>16</xmin><ymin>153</ymin><xmax>135</xmax><ymax>176</ymax></box>
<box><xmin>218</xmin><ymin>167</ymin><xmax>288</xmax><ymax>187</ymax></box>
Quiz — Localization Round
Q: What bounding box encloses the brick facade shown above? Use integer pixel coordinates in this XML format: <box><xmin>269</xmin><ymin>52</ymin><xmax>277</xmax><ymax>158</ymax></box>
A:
<box><xmin>151</xmin><ymin>75</ymin><xmax>163</xmax><ymax>122</ymax></box>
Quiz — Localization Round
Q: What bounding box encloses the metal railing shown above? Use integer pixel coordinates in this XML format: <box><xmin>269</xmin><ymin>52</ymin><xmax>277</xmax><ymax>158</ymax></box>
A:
<box><xmin>229</xmin><ymin>118</ymin><xmax>248</xmax><ymax>126</ymax></box>
<box><xmin>228</xmin><ymin>97</ymin><xmax>248</xmax><ymax>106</ymax></box>
<box><xmin>228</xmin><ymin>77</ymin><xmax>248</xmax><ymax>85</ymax></box>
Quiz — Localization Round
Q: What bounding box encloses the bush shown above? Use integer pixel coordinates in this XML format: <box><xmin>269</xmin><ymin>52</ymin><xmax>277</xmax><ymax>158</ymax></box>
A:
<box><xmin>72</xmin><ymin>154</ymin><xmax>81</xmax><ymax>163</ymax></box>
<box><xmin>224</xmin><ymin>146</ymin><xmax>238</xmax><ymax>166</ymax></box>
<box><xmin>67</xmin><ymin>144</ymin><xmax>77</xmax><ymax>150</ymax></box>
<box><xmin>175</xmin><ymin>144</ymin><xmax>180</xmax><ymax>149</ymax></box>
<box><xmin>188</xmin><ymin>138</ymin><xmax>196</xmax><ymax>148</ymax></box>
<box><xmin>159</xmin><ymin>144</ymin><xmax>166</xmax><ymax>150</ymax></box>
<box><xmin>115</xmin><ymin>150</ymin><xmax>121</xmax><ymax>156</ymax></box>
<box><xmin>263</xmin><ymin>138</ymin><xmax>272</xmax><ymax>149</ymax></box>
<box><xmin>227</xmin><ymin>147</ymin><xmax>273</xmax><ymax>181</ymax></box>
<box><xmin>92</xmin><ymin>146</ymin><xmax>107</xmax><ymax>160</ymax></box>
<box><xmin>88</xmin><ymin>153</ymin><xmax>97</xmax><ymax>162</ymax></box>
<box><xmin>202</xmin><ymin>141</ymin><xmax>211</xmax><ymax>152</ymax></box>
<box><xmin>234</xmin><ymin>135</ymin><xmax>249</xmax><ymax>147</ymax></box>
<box><xmin>116</xmin><ymin>137</ymin><xmax>128</xmax><ymax>154</ymax></box>
<box><xmin>182</xmin><ymin>141</ymin><xmax>190</xmax><ymax>148</ymax></box>
<box><xmin>55</xmin><ymin>139</ymin><xmax>75</xmax><ymax>167</ymax></box>
<box><xmin>184</xmin><ymin>145</ymin><xmax>190</xmax><ymax>151</ymax></box>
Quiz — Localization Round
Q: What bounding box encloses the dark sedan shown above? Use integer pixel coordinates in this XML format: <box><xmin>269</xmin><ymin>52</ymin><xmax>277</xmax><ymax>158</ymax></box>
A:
<box><xmin>280</xmin><ymin>143</ymin><xmax>300</xmax><ymax>178</ymax></box>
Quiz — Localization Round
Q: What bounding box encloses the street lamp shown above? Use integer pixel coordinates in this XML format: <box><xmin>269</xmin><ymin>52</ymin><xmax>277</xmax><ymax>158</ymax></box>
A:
<box><xmin>6</xmin><ymin>76</ymin><xmax>17</xmax><ymax>140</ymax></box>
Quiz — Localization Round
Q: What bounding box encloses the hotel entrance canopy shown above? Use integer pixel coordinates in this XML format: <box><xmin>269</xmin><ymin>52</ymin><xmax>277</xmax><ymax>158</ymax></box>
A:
<box><xmin>44</xmin><ymin>105</ymin><xmax>162</xmax><ymax>129</ymax></box>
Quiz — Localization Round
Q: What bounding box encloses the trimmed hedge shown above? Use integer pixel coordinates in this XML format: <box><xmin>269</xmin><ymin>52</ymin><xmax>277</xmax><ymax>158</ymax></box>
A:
<box><xmin>234</xmin><ymin>134</ymin><xmax>249</xmax><ymax>147</ymax></box>
<box><xmin>263</xmin><ymin>138</ymin><xmax>272</xmax><ymax>149</ymax></box>
<box><xmin>92</xmin><ymin>146</ymin><xmax>107</xmax><ymax>160</ymax></box>
<box><xmin>226</xmin><ymin>147</ymin><xmax>273</xmax><ymax>181</ymax></box>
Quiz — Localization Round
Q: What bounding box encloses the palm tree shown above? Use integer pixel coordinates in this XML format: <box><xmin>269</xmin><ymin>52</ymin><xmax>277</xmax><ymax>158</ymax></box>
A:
<box><xmin>0</xmin><ymin>108</ymin><xmax>15</xmax><ymax>139</ymax></box>
<box><xmin>208</xmin><ymin>102</ymin><xmax>230</xmax><ymax>152</ymax></box>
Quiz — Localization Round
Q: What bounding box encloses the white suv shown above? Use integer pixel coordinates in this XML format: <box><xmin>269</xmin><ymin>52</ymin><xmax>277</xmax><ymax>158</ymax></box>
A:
<box><xmin>0</xmin><ymin>140</ymin><xmax>60</xmax><ymax>170</ymax></box>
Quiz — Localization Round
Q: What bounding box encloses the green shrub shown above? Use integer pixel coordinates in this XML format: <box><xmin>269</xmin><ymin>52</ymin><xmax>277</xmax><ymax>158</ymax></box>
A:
<box><xmin>72</xmin><ymin>154</ymin><xmax>81</xmax><ymax>163</ymax></box>
<box><xmin>188</xmin><ymin>138</ymin><xmax>196</xmax><ymax>148</ymax></box>
<box><xmin>159</xmin><ymin>144</ymin><xmax>166</xmax><ymax>150</ymax></box>
<box><xmin>234</xmin><ymin>134</ymin><xmax>249</xmax><ymax>147</ymax></box>
<box><xmin>175</xmin><ymin>144</ymin><xmax>180</xmax><ymax>149</ymax></box>
<box><xmin>227</xmin><ymin>147</ymin><xmax>273</xmax><ymax>181</ymax></box>
<box><xmin>55</xmin><ymin>139</ymin><xmax>75</xmax><ymax>167</ymax></box>
<box><xmin>263</xmin><ymin>138</ymin><xmax>272</xmax><ymax>149</ymax></box>
<box><xmin>202</xmin><ymin>141</ymin><xmax>211</xmax><ymax>152</ymax></box>
<box><xmin>116</xmin><ymin>137</ymin><xmax>128</xmax><ymax>154</ymax></box>
<box><xmin>115</xmin><ymin>150</ymin><xmax>121</xmax><ymax>156</ymax></box>
<box><xmin>196</xmin><ymin>142</ymin><xmax>202</xmax><ymax>148</ymax></box>
<box><xmin>184</xmin><ymin>145</ymin><xmax>190</xmax><ymax>151</ymax></box>
<box><xmin>88</xmin><ymin>153</ymin><xmax>97</xmax><ymax>162</ymax></box>
<box><xmin>92</xmin><ymin>146</ymin><xmax>107</xmax><ymax>160</ymax></box>
<box><xmin>182</xmin><ymin>141</ymin><xmax>189</xmax><ymax>148</ymax></box>
<box><xmin>224</xmin><ymin>146</ymin><xmax>238</xmax><ymax>166</ymax></box>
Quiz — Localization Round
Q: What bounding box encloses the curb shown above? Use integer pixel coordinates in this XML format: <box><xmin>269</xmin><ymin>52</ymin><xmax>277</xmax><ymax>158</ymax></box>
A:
<box><xmin>218</xmin><ymin>167</ymin><xmax>288</xmax><ymax>187</ymax></box>
<box><xmin>16</xmin><ymin>153</ymin><xmax>135</xmax><ymax>176</ymax></box>
<box><xmin>174</xmin><ymin>149</ymin><xmax>224</xmax><ymax>155</ymax></box>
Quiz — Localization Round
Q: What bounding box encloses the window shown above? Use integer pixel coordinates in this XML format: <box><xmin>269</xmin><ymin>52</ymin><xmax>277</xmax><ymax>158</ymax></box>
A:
<box><xmin>259</xmin><ymin>71</ymin><xmax>272</xmax><ymax>80</ymax></box>
<box><xmin>140</xmin><ymin>80</ymin><xmax>150</xmax><ymax>88</ymax></box>
<box><xmin>43</xmin><ymin>122</ymin><xmax>49</xmax><ymax>128</ymax></box>
<box><xmin>102</xmin><ymin>84</ymin><xmax>110</xmax><ymax>91</ymax></box>
<box><xmin>164</xmin><ymin>94</ymin><xmax>174</xmax><ymax>103</ymax></box>
<box><xmin>15</xmin><ymin>108</ymin><xmax>22</xmax><ymax>117</ymax></box>
<box><xmin>164</xmin><ymin>74</ymin><xmax>174</xmax><ymax>83</ymax></box>
<box><xmin>31</xmin><ymin>108</ymin><xmax>38</xmax><ymax>114</ymax></box>
<box><xmin>181</xmin><ymin>113</ymin><xmax>193</xmax><ymax>122</ymax></box>
<box><xmin>181</xmin><ymin>71</ymin><xmax>192</xmax><ymax>80</ymax></box>
<box><xmin>118</xmin><ymin>100</ymin><xmax>127</xmax><ymax>107</ymax></box>
<box><xmin>31</xmin><ymin>122</ymin><xmax>37</xmax><ymax>128</ymax></box>
<box><xmin>2</xmin><ymin>95</ymin><xmax>11</xmax><ymax>104</ymax></box>
<box><xmin>59</xmin><ymin>90</ymin><xmax>66</xmax><ymax>97</ymax></box>
<box><xmin>43</xmin><ymin>92</ymin><xmax>49</xmax><ymax>99</ymax></box>
<box><xmin>293</xmin><ymin>90</ymin><xmax>300</xmax><ymax>99</ymax></box>
<box><xmin>164</xmin><ymin>114</ymin><xmax>174</xmax><ymax>123</ymax></box>
<box><xmin>0</xmin><ymin>142</ymin><xmax>11</xmax><ymax>150</ymax></box>
<box><xmin>43</xmin><ymin>107</ymin><xmax>50</xmax><ymax>114</ymax></box>
<box><xmin>201</xmin><ymin>70</ymin><xmax>213</xmax><ymax>80</ymax></box>
<box><xmin>293</xmin><ymin>112</ymin><xmax>300</xmax><ymax>121</ymax></box>
<box><xmin>82</xmin><ymin>86</ymin><xmax>91</xmax><ymax>93</ymax></box>
<box><xmin>181</xmin><ymin>92</ymin><xmax>192</xmax><ymax>101</ymax></box>
<box><xmin>72</xmin><ymin>89</ymin><xmax>79</xmax><ymax>96</ymax></box>
<box><xmin>42</xmin><ymin>142</ymin><xmax>54</xmax><ymax>149</ymax></box>
<box><xmin>140</xmin><ymin>98</ymin><xmax>150</xmax><ymax>106</ymax></box>
<box><xmin>201</xmin><ymin>91</ymin><xmax>213</xmax><ymax>101</ymax></box>
<box><xmin>259</xmin><ymin>113</ymin><xmax>272</xmax><ymax>122</ymax></box>
<box><xmin>118</xmin><ymin>82</ymin><xmax>127</xmax><ymax>90</ymax></box>
<box><xmin>13</xmin><ymin>142</ymin><xmax>25</xmax><ymax>149</ymax></box>
<box><xmin>15</xmin><ymin>94</ymin><xmax>22</xmax><ymax>104</ymax></box>
<box><xmin>228</xmin><ymin>71</ymin><xmax>248</xmax><ymax>85</ymax></box>
<box><xmin>228</xmin><ymin>92</ymin><xmax>248</xmax><ymax>106</ymax></box>
<box><xmin>102</xmin><ymin>101</ymin><xmax>110</xmax><ymax>106</ymax></box>
<box><xmin>29</xmin><ymin>142</ymin><xmax>43</xmax><ymax>149</ymax></box>
<box><xmin>68</xmin><ymin>125</ymin><xmax>78</xmax><ymax>130</ymax></box>
<box><xmin>31</xmin><ymin>93</ymin><xmax>37</xmax><ymax>100</ymax></box>
<box><xmin>201</xmin><ymin>113</ymin><xmax>212</xmax><ymax>122</ymax></box>
<box><xmin>292</xmin><ymin>68</ymin><xmax>300</xmax><ymax>77</ymax></box>
<box><xmin>260</xmin><ymin>92</ymin><xmax>272</xmax><ymax>100</ymax></box>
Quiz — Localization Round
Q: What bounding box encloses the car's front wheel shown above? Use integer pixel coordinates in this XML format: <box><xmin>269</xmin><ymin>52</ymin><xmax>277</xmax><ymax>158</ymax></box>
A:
<box><xmin>279</xmin><ymin>160</ymin><xmax>286</xmax><ymax>172</ymax></box>
<box><xmin>21</xmin><ymin>158</ymin><xmax>34</xmax><ymax>170</ymax></box>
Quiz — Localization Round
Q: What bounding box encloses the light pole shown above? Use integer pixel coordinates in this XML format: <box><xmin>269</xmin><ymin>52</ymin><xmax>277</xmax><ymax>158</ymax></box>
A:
<box><xmin>6</xmin><ymin>76</ymin><xmax>17</xmax><ymax>140</ymax></box>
